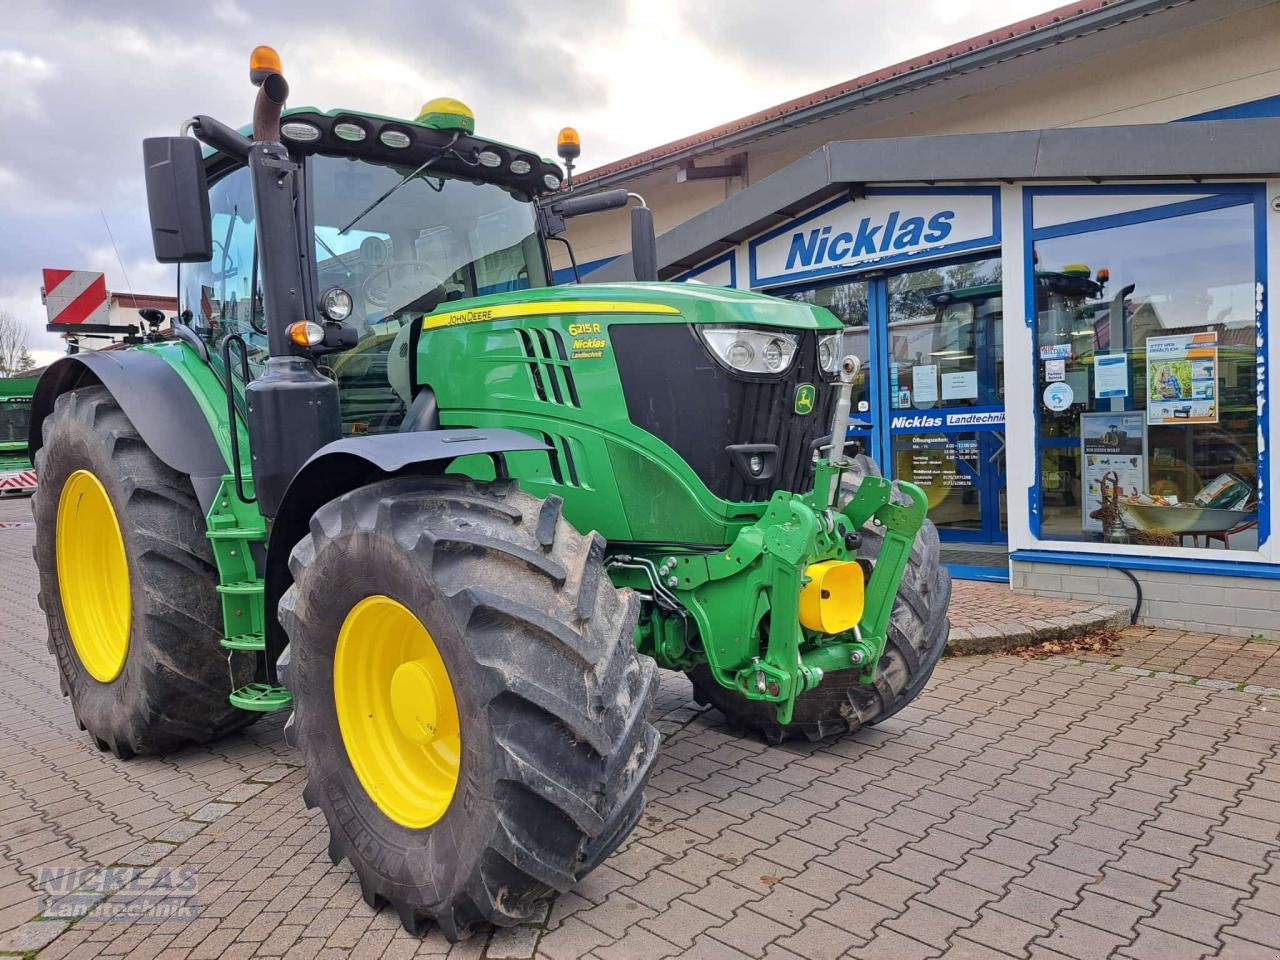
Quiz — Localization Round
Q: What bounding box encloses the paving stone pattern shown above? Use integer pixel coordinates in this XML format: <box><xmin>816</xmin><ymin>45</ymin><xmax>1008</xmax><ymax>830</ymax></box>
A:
<box><xmin>947</xmin><ymin>582</ymin><xmax>1129</xmax><ymax>656</ymax></box>
<box><xmin>0</xmin><ymin>497</ymin><xmax>1277</xmax><ymax>959</ymax></box>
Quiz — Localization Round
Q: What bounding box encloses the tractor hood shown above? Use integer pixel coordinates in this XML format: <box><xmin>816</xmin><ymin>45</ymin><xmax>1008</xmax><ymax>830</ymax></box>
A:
<box><xmin>422</xmin><ymin>281</ymin><xmax>844</xmax><ymax>332</ymax></box>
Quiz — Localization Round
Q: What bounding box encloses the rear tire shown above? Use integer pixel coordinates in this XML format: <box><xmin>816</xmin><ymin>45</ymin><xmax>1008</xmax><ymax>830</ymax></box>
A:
<box><xmin>33</xmin><ymin>386</ymin><xmax>254</xmax><ymax>758</ymax></box>
<box><xmin>279</xmin><ymin>476</ymin><xmax>660</xmax><ymax>940</ymax></box>
<box><xmin>689</xmin><ymin>454</ymin><xmax>950</xmax><ymax>742</ymax></box>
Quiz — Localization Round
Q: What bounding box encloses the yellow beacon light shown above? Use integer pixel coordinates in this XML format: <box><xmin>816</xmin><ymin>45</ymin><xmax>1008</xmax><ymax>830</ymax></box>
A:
<box><xmin>249</xmin><ymin>45</ymin><xmax>283</xmax><ymax>76</ymax></box>
<box><xmin>557</xmin><ymin>127</ymin><xmax>581</xmax><ymax>161</ymax></box>
<box><xmin>417</xmin><ymin>97</ymin><xmax>475</xmax><ymax>135</ymax></box>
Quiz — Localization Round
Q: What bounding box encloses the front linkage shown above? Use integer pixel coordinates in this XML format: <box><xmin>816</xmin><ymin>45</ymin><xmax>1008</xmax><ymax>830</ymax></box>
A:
<box><xmin>623</xmin><ymin>457</ymin><xmax>927</xmax><ymax>724</ymax></box>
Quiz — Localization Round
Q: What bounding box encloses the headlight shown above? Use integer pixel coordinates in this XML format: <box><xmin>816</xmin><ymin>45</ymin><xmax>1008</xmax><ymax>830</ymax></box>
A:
<box><xmin>321</xmin><ymin>286</ymin><xmax>354</xmax><ymax>322</ymax></box>
<box><xmin>818</xmin><ymin>329</ymin><xmax>859</xmax><ymax>375</ymax></box>
<box><xmin>818</xmin><ymin>336</ymin><xmax>835</xmax><ymax>373</ymax></box>
<box><xmin>699</xmin><ymin>327</ymin><xmax>798</xmax><ymax>375</ymax></box>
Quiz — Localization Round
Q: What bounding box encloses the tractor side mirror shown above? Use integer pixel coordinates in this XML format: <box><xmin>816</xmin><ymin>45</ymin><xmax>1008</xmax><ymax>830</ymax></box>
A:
<box><xmin>142</xmin><ymin>137</ymin><xmax>212</xmax><ymax>263</ymax></box>
<box><xmin>630</xmin><ymin>204</ymin><xmax>658</xmax><ymax>282</ymax></box>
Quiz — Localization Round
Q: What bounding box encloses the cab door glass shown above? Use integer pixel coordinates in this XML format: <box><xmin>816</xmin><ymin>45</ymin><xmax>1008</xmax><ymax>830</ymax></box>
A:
<box><xmin>178</xmin><ymin>165</ymin><xmax>266</xmax><ymax>380</ymax></box>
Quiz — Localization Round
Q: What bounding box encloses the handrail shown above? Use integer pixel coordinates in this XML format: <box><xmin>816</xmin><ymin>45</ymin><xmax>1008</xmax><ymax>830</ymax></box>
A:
<box><xmin>221</xmin><ymin>334</ymin><xmax>256</xmax><ymax>504</ymax></box>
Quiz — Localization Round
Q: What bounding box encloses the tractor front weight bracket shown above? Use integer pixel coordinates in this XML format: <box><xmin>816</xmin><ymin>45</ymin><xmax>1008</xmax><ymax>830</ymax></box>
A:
<box><xmin>838</xmin><ymin>475</ymin><xmax>929</xmax><ymax>682</ymax></box>
<box><xmin>653</xmin><ymin>460</ymin><xmax>929</xmax><ymax>724</ymax></box>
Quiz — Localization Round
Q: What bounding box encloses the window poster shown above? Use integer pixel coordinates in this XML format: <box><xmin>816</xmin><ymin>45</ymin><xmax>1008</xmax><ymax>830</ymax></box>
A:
<box><xmin>1081</xmin><ymin>411</ymin><xmax>1147</xmax><ymax>533</ymax></box>
<box><xmin>1093</xmin><ymin>353</ymin><xmax>1128</xmax><ymax>399</ymax></box>
<box><xmin>913</xmin><ymin>364</ymin><xmax>939</xmax><ymax>405</ymax></box>
<box><xmin>941</xmin><ymin>370</ymin><xmax>979</xmax><ymax>400</ymax></box>
<box><xmin>1145</xmin><ymin>332</ymin><xmax>1218</xmax><ymax>425</ymax></box>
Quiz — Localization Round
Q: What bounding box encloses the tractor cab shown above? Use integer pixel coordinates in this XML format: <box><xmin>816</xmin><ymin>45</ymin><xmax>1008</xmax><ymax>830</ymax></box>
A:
<box><xmin>180</xmin><ymin>98</ymin><xmax>563</xmax><ymax>436</ymax></box>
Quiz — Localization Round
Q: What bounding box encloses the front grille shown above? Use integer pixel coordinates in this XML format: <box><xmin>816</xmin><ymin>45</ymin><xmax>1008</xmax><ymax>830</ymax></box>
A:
<box><xmin>612</xmin><ymin>324</ymin><xmax>836</xmax><ymax>502</ymax></box>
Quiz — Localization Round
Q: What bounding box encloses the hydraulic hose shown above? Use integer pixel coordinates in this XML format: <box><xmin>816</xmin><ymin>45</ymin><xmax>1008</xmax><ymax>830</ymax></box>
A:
<box><xmin>1112</xmin><ymin>566</ymin><xmax>1143</xmax><ymax>625</ymax></box>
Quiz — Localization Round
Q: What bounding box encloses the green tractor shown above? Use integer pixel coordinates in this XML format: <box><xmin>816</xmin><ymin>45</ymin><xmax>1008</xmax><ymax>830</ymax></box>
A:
<box><xmin>29</xmin><ymin>47</ymin><xmax>949</xmax><ymax>938</ymax></box>
<box><xmin>1</xmin><ymin>374</ymin><xmax>38</xmax><ymax>496</ymax></box>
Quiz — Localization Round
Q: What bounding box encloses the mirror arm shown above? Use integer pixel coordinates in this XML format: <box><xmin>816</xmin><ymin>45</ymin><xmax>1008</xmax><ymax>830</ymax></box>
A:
<box><xmin>186</xmin><ymin>115</ymin><xmax>251</xmax><ymax>163</ymax></box>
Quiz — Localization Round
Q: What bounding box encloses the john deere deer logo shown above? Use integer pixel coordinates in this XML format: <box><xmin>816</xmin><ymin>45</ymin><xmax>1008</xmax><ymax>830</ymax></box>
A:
<box><xmin>794</xmin><ymin>383</ymin><xmax>815</xmax><ymax>416</ymax></box>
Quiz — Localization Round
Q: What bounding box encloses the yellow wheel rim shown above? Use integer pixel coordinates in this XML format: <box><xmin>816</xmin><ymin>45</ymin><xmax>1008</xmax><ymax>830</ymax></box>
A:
<box><xmin>334</xmin><ymin>596</ymin><xmax>461</xmax><ymax>828</ymax></box>
<box><xmin>56</xmin><ymin>469</ymin><xmax>131</xmax><ymax>683</ymax></box>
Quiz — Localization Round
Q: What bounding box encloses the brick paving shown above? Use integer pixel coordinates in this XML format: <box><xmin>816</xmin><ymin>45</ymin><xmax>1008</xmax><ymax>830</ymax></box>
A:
<box><xmin>1096</xmin><ymin>628</ymin><xmax>1280</xmax><ymax>692</ymax></box>
<box><xmin>0</xmin><ymin>495</ymin><xmax>1278</xmax><ymax>959</ymax></box>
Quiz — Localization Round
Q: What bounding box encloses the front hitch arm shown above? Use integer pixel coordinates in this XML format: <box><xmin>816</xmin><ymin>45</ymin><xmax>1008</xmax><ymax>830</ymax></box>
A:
<box><xmin>836</xmin><ymin>476</ymin><xmax>930</xmax><ymax>682</ymax></box>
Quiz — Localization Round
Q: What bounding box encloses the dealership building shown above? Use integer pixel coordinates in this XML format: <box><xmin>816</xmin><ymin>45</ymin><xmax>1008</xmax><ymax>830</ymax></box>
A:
<box><xmin>566</xmin><ymin>0</ymin><xmax>1280</xmax><ymax>637</ymax></box>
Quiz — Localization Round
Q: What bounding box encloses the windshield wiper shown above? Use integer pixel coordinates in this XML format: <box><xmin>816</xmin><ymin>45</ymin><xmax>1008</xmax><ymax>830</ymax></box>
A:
<box><xmin>338</xmin><ymin>132</ymin><xmax>460</xmax><ymax>236</ymax></box>
<box><xmin>314</xmin><ymin>231</ymin><xmax>353</xmax><ymax>278</ymax></box>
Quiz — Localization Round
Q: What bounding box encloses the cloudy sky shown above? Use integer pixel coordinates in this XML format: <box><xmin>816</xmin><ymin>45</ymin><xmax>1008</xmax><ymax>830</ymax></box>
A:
<box><xmin>1</xmin><ymin>0</ymin><xmax>1055</xmax><ymax>363</ymax></box>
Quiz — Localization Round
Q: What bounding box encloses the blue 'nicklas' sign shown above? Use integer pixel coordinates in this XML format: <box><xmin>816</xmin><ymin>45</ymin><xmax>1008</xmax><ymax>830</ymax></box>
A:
<box><xmin>749</xmin><ymin>189</ymin><xmax>1000</xmax><ymax>288</ymax></box>
<box><xmin>784</xmin><ymin>212</ymin><xmax>956</xmax><ymax>271</ymax></box>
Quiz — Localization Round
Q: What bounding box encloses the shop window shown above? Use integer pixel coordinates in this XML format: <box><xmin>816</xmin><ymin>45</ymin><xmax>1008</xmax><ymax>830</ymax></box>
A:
<box><xmin>1031</xmin><ymin>194</ymin><xmax>1261</xmax><ymax>552</ymax></box>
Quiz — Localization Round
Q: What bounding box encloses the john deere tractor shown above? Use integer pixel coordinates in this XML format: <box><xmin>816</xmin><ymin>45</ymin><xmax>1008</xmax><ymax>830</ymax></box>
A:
<box><xmin>30</xmin><ymin>48</ymin><xmax>949</xmax><ymax>938</ymax></box>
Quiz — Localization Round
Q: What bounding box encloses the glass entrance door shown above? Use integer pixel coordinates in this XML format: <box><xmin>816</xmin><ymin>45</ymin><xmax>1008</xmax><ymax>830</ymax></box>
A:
<box><xmin>777</xmin><ymin>255</ymin><xmax>1007</xmax><ymax>566</ymax></box>
<box><xmin>880</xmin><ymin>257</ymin><xmax>1007</xmax><ymax>545</ymax></box>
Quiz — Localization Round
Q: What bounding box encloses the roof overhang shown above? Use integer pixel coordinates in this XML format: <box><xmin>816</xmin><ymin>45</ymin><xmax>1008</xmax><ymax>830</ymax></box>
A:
<box><xmin>590</xmin><ymin>117</ymin><xmax>1280</xmax><ymax>282</ymax></box>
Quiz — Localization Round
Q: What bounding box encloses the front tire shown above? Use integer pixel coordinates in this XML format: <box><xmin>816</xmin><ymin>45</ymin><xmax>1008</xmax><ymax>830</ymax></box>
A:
<box><xmin>33</xmin><ymin>386</ymin><xmax>254</xmax><ymax>758</ymax></box>
<box><xmin>280</xmin><ymin>476</ymin><xmax>660</xmax><ymax>940</ymax></box>
<box><xmin>690</xmin><ymin>454</ymin><xmax>951</xmax><ymax>742</ymax></box>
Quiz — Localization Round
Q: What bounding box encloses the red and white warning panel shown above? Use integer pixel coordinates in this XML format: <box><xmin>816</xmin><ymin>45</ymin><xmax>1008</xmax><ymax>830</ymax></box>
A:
<box><xmin>42</xmin><ymin>269</ymin><xmax>109</xmax><ymax>328</ymax></box>
<box><xmin>0</xmin><ymin>469</ymin><xmax>37</xmax><ymax>496</ymax></box>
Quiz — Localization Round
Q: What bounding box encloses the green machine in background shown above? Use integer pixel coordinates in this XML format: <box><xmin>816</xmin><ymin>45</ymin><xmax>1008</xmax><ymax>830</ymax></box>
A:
<box><xmin>0</xmin><ymin>376</ymin><xmax>38</xmax><ymax>495</ymax></box>
<box><xmin>29</xmin><ymin>46</ymin><xmax>949</xmax><ymax>941</ymax></box>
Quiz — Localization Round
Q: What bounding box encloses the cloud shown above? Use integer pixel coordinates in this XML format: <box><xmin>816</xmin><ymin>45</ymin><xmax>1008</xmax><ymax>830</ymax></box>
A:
<box><xmin>0</xmin><ymin>49</ymin><xmax>56</xmax><ymax>119</ymax></box>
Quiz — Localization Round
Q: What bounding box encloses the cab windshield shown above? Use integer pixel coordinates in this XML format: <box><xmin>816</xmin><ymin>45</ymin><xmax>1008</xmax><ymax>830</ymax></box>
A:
<box><xmin>310</xmin><ymin>154</ymin><xmax>547</xmax><ymax>327</ymax></box>
<box><xmin>180</xmin><ymin>155</ymin><xmax>547</xmax><ymax>435</ymax></box>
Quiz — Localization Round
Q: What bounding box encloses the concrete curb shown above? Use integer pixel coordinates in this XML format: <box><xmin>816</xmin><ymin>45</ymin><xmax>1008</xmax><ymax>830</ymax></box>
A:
<box><xmin>946</xmin><ymin>604</ymin><xmax>1131</xmax><ymax>656</ymax></box>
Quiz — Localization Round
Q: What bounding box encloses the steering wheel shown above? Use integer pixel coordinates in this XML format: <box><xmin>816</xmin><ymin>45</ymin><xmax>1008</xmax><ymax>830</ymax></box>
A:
<box><xmin>361</xmin><ymin>260</ymin><xmax>446</xmax><ymax>311</ymax></box>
